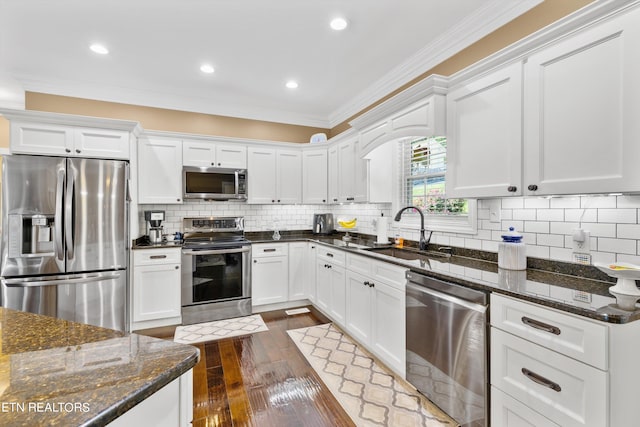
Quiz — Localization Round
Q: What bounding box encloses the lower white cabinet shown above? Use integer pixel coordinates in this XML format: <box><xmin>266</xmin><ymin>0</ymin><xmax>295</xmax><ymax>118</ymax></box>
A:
<box><xmin>491</xmin><ymin>386</ymin><xmax>559</xmax><ymax>427</ymax></box>
<box><xmin>316</xmin><ymin>247</ymin><xmax>346</xmax><ymax>326</ymax></box>
<box><xmin>306</xmin><ymin>243</ymin><xmax>318</xmax><ymax>302</ymax></box>
<box><xmin>132</xmin><ymin>248</ymin><xmax>182</xmax><ymax>330</ymax></box>
<box><xmin>345</xmin><ymin>253</ymin><xmax>406</xmax><ymax>376</ymax></box>
<box><xmin>288</xmin><ymin>242</ymin><xmax>307</xmax><ymax>301</ymax></box>
<box><xmin>252</xmin><ymin>243</ymin><xmax>289</xmax><ymax>306</ymax></box>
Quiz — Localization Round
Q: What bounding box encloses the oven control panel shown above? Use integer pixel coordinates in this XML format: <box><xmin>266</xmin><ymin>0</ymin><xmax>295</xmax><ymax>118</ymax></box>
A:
<box><xmin>182</xmin><ymin>217</ymin><xmax>244</xmax><ymax>233</ymax></box>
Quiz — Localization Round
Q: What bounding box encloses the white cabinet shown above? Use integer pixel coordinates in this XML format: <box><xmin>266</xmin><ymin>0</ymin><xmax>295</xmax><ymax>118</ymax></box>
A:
<box><xmin>327</xmin><ymin>145</ymin><xmax>339</xmax><ymax>203</ymax></box>
<box><xmin>490</xmin><ymin>293</ymin><xmax>640</xmax><ymax>427</ymax></box>
<box><xmin>247</xmin><ymin>147</ymin><xmax>301</xmax><ymax>204</ymax></box>
<box><xmin>131</xmin><ymin>248</ymin><xmax>182</xmax><ymax>330</ymax></box>
<box><xmin>523</xmin><ymin>7</ymin><xmax>640</xmax><ymax>195</ymax></box>
<box><xmin>306</xmin><ymin>242</ymin><xmax>318</xmax><ymax>303</ymax></box>
<box><xmin>183</xmin><ymin>140</ymin><xmax>247</xmax><ymax>169</ymax></box>
<box><xmin>11</xmin><ymin>122</ymin><xmax>130</xmax><ymax>159</ymax></box>
<box><xmin>316</xmin><ymin>247</ymin><xmax>346</xmax><ymax>326</ymax></box>
<box><xmin>251</xmin><ymin>243</ymin><xmax>289</xmax><ymax>306</ymax></box>
<box><xmin>446</xmin><ymin>61</ymin><xmax>523</xmax><ymax>198</ymax></box>
<box><xmin>288</xmin><ymin>242</ymin><xmax>307</xmax><ymax>301</ymax></box>
<box><xmin>302</xmin><ymin>148</ymin><xmax>328</xmax><ymax>204</ymax></box>
<box><xmin>138</xmin><ymin>137</ymin><xmax>183</xmax><ymax>204</ymax></box>
<box><xmin>336</xmin><ymin>138</ymin><xmax>368</xmax><ymax>203</ymax></box>
<box><xmin>345</xmin><ymin>253</ymin><xmax>406</xmax><ymax>376</ymax></box>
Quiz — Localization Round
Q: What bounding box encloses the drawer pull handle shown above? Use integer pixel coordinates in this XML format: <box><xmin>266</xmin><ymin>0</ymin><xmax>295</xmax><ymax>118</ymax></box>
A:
<box><xmin>521</xmin><ymin>368</ymin><xmax>562</xmax><ymax>392</ymax></box>
<box><xmin>263</xmin><ymin>248</ymin><xmax>276</xmax><ymax>252</ymax></box>
<box><xmin>521</xmin><ymin>316</ymin><xmax>561</xmax><ymax>335</ymax></box>
<box><xmin>326</xmin><ymin>253</ymin><xmax>334</xmax><ymax>257</ymax></box>
<box><xmin>150</xmin><ymin>255</ymin><xmax>167</xmax><ymax>259</ymax></box>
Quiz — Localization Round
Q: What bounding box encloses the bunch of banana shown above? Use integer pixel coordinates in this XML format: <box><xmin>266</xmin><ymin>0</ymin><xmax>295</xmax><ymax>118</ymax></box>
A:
<box><xmin>338</xmin><ymin>218</ymin><xmax>357</xmax><ymax>229</ymax></box>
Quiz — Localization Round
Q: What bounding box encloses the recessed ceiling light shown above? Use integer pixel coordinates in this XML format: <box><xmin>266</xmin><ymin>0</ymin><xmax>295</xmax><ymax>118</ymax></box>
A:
<box><xmin>330</xmin><ymin>17</ymin><xmax>348</xmax><ymax>31</ymax></box>
<box><xmin>89</xmin><ymin>43</ymin><xmax>109</xmax><ymax>55</ymax></box>
<box><xmin>286</xmin><ymin>80</ymin><xmax>298</xmax><ymax>89</ymax></box>
<box><xmin>200</xmin><ymin>64</ymin><xmax>215</xmax><ymax>74</ymax></box>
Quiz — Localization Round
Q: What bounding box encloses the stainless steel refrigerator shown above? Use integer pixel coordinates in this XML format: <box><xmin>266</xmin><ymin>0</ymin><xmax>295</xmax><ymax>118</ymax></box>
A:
<box><xmin>0</xmin><ymin>155</ymin><xmax>129</xmax><ymax>331</ymax></box>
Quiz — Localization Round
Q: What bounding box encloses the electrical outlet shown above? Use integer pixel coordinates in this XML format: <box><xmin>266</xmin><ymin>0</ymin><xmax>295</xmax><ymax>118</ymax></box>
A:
<box><xmin>573</xmin><ymin>253</ymin><xmax>592</xmax><ymax>265</ymax></box>
<box><xmin>572</xmin><ymin>230</ymin><xmax>591</xmax><ymax>253</ymax></box>
<box><xmin>572</xmin><ymin>290</ymin><xmax>592</xmax><ymax>303</ymax></box>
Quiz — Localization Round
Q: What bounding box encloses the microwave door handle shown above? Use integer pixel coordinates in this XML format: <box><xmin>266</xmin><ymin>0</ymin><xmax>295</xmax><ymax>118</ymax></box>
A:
<box><xmin>55</xmin><ymin>168</ymin><xmax>65</xmax><ymax>261</ymax></box>
<box><xmin>65</xmin><ymin>166</ymin><xmax>75</xmax><ymax>260</ymax></box>
<box><xmin>235</xmin><ymin>170</ymin><xmax>239</xmax><ymax>196</ymax></box>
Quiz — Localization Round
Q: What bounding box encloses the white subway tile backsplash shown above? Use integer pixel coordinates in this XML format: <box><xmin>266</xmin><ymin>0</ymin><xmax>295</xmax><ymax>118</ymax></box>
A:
<box><xmin>591</xmin><ymin>251</ymin><xmax>616</xmax><ymax>265</ymax></box>
<box><xmin>564</xmin><ymin>209</ymin><xmax>597</xmax><ymax>222</ymax></box>
<box><xmin>550</xmin><ymin>221</ymin><xmax>580</xmax><ymax>235</ymax></box>
<box><xmin>581</xmin><ymin>196</ymin><xmax>617</xmax><ymax>209</ymax></box>
<box><xmin>598</xmin><ymin>208</ymin><xmax>637</xmax><ymax>224</ymax></box>
<box><xmin>580</xmin><ymin>223</ymin><xmax>616</xmax><ymax>238</ymax></box>
<box><xmin>549</xmin><ymin>247</ymin><xmax>573</xmax><ymax>262</ymax></box>
<box><xmin>617</xmin><ymin>254</ymin><xmax>640</xmax><ymax>264</ymax></box>
<box><xmin>512</xmin><ymin>209</ymin><xmax>536</xmax><ymax>221</ymax></box>
<box><xmin>524</xmin><ymin>221</ymin><xmax>549</xmax><ymax>234</ymax></box>
<box><xmin>536</xmin><ymin>209</ymin><xmax>564</xmax><ymax>221</ymax></box>
<box><xmin>598</xmin><ymin>237</ymin><xmax>636</xmax><ymax>255</ymax></box>
<box><xmin>501</xmin><ymin>198</ymin><xmax>524</xmax><ymax>209</ymax></box>
<box><xmin>527</xmin><ymin>245</ymin><xmax>550</xmax><ymax>259</ymax></box>
<box><xmin>537</xmin><ymin>234</ymin><xmax>564</xmax><ymax>247</ymax></box>
<box><xmin>617</xmin><ymin>196</ymin><xmax>640</xmax><ymax>208</ymax></box>
<box><xmin>524</xmin><ymin>198</ymin><xmax>550</xmax><ymax>209</ymax></box>
<box><xmin>550</xmin><ymin>197</ymin><xmax>581</xmax><ymax>209</ymax></box>
<box><xmin>482</xmin><ymin>240</ymin><xmax>499</xmax><ymax>252</ymax></box>
<box><xmin>618</xmin><ymin>224</ymin><xmax>640</xmax><ymax>240</ymax></box>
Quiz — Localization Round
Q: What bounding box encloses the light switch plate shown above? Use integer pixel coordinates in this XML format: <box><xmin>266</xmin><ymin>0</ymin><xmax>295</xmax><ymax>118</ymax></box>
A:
<box><xmin>488</xmin><ymin>200</ymin><xmax>501</xmax><ymax>223</ymax></box>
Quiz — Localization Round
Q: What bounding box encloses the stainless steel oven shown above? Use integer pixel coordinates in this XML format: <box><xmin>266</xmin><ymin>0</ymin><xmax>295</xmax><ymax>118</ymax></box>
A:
<box><xmin>180</xmin><ymin>217</ymin><xmax>252</xmax><ymax>324</ymax></box>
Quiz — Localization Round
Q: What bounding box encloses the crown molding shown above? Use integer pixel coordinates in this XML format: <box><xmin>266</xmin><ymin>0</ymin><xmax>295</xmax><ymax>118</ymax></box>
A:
<box><xmin>19</xmin><ymin>77</ymin><xmax>331</xmax><ymax>129</ymax></box>
<box><xmin>327</xmin><ymin>0</ymin><xmax>543</xmax><ymax>128</ymax></box>
<box><xmin>0</xmin><ymin>107</ymin><xmax>141</xmax><ymax>133</ymax></box>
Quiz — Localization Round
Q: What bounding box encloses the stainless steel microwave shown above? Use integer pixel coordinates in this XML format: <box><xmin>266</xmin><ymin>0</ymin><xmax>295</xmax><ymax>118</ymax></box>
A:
<box><xmin>183</xmin><ymin>167</ymin><xmax>247</xmax><ymax>200</ymax></box>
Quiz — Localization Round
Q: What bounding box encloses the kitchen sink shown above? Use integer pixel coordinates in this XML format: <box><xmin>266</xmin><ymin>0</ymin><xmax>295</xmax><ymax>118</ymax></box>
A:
<box><xmin>362</xmin><ymin>246</ymin><xmax>451</xmax><ymax>261</ymax></box>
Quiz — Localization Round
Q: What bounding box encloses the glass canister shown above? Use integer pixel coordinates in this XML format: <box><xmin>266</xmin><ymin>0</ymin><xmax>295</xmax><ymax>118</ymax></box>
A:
<box><xmin>498</xmin><ymin>227</ymin><xmax>526</xmax><ymax>270</ymax></box>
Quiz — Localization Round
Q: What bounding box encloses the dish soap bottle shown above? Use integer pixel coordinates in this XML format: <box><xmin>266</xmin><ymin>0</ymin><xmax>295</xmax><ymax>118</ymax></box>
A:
<box><xmin>498</xmin><ymin>227</ymin><xmax>526</xmax><ymax>270</ymax></box>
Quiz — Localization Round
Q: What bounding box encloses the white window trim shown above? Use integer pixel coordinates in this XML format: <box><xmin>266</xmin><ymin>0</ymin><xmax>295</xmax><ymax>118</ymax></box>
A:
<box><xmin>391</xmin><ymin>140</ymin><xmax>478</xmax><ymax>235</ymax></box>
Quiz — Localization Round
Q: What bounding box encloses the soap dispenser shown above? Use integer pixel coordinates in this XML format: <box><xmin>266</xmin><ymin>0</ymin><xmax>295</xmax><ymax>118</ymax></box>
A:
<box><xmin>498</xmin><ymin>227</ymin><xmax>526</xmax><ymax>270</ymax></box>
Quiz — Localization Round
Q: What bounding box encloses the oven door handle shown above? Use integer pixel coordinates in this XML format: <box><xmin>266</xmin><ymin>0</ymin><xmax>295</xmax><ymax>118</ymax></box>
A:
<box><xmin>182</xmin><ymin>247</ymin><xmax>251</xmax><ymax>255</ymax></box>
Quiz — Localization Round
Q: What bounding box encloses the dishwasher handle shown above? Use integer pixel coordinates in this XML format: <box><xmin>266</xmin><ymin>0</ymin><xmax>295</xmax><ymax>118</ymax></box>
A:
<box><xmin>406</xmin><ymin>281</ymin><xmax>487</xmax><ymax>313</ymax></box>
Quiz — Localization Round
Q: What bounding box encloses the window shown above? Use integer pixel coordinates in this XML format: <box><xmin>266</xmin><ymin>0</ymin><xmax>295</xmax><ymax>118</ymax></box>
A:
<box><xmin>397</xmin><ymin>136</ymin><xmax>476</xmax><ymax>233</ymax></box>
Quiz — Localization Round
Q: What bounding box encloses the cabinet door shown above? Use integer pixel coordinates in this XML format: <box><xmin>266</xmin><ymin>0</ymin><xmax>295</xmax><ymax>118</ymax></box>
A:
<box><xmin>132</xmin><ymin>263</ymin><xmax>181</xmax><ymax>322</ymax></box>
<box><xmin>10</xmin><ymin>122</ymin><xmax>74</xmax><ymax>156</ymax></box>
<box><xmin>74</xmin><ymin>128</ymin><xmax>130</xmax><ymax>159</ymax></box>
<box><xmin>345</xmin><ymin>270</ymin><xmax>372</xmax><ymax>345</ymax></box>
<box><xmin>524</xmin><ymin>9</ymin><xmax>640</xmax><ymax>195</ymax></box>
<box><xmin>302</xmin><ymin>149</ymin><xmax>328</xmax><ymax>204</ymax></box>
<box><xmin>329</xmin><ymin>264</ymin><xmax>346</xmax><ymax>326</ymax></box>
<box><xmin>315</xmin><ymin>259</ymin><xmax>331</xmax><ymax>312</ymax></box>
<box><xmin>183</xmin><ymin>140</ymin><xmax>215</xmax><ymax>167</ymax></box>
<box><xmin>491</xmin><ymin>386</ymin><xmax>560</xmax><ymax>427</ymax></box>
<box><xmin>216</xmin><ymin>144</ymin><xmax>247</xmax><ymax>169</ymax></box>
<box><xmin>138</xmin><ymin>138</ymin><xmax>183</xmax><ymax>204</ymax></box>
<box><xmin>306</xmin><ymin>243</ymin><xmax>318</xmax><ymax>302</ymax></box>
<box><xmin>353</xmin><ymin>138</ymin><xmax>368</xmax><ymax>202</ymax></box>
<box><xmin>327</xmin><ymin>146</ymin><xmax>339</xmax><ymax>204</ymax></box>
<box><xmin>276</xmin><ymin>149</ymin><xmax>302</xmax><ymax>204</ymax></box>
<box><xmin>252</xmin><ymin>256</ymin><xmax>288</xmax><ymax>306</ymax></box>
<box><xmin>338</xmin><ymin>140</ymin><xmax>356</xmax><ymax>202</ymax></box>
<box><xmin>247</xmin><ymin>147</ymin><xmax>277</xmax><ymax>203</ymax></box>
<box><xmin>446</xmin><ymin>61</ymin><xmax>523</xmax><ymax>198</ymax></box>
<box><xmin>371</xmin><ymin>280</ymin><xmax>405</xmax><ymax>376</ymax></box>
<box><xmin>288</xmin><ymin>242</ymin><xmax>307</xmax><ymax>301</ymax></box>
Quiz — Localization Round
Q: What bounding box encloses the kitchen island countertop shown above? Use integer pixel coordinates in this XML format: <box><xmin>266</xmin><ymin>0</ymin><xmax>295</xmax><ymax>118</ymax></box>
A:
<box><xmin>0</xmin><ymin>308</ymin><xmax>199</xmax><ymax>426</ymax></box>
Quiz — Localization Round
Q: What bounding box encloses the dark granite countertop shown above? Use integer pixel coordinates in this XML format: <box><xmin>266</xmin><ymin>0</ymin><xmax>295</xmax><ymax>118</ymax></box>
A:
<box><xmin>131</xmin><ymin>236</ymin><xmax>183</xmax><ymax>250</ymax></box>
<box><xmin>246</xmin><ymin>230</ymin><xmax>640</xmax><ymax>324</ymax></box>
<box><xmin>0</xmin><ymin>308</ymin><xmax>199</xmax><ymax>426</ymax></box>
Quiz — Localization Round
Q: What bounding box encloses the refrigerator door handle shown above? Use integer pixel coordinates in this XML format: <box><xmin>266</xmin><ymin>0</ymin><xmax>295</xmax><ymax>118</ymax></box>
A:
<box><xmin>55</xmin><ymin>167</ymin><xmax>65</xmax><ymax>261</ymax></box>
<box><xmin>65</xmin><ymin>164</ymin><xmax>75</xmax><ymax>260</ymax></box>
<box><xmin>2</xmin><ymin>272</ymin><xmax>122</xmax><ymax>288</ymax></box>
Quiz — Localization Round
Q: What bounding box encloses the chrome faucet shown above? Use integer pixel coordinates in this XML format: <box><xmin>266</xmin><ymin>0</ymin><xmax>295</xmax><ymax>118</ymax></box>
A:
<box><xmin>394</xmin><ymin>206</ymin><xmax>432</xmax><ymax>251</ymax></box>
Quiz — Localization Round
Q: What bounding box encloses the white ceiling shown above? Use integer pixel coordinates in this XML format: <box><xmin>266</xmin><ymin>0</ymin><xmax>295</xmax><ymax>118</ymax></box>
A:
<box><xmin>0</xmin><ymin>0</ymin><xmax>541</xmax><ymax>128</ymax></box>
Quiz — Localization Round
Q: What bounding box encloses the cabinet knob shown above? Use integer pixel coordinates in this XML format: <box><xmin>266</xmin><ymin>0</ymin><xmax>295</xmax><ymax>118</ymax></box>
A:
<box><xmin>218</xmin><ymin>162</ymin><xmax>221</xmax><ymax>166</ymax></box>
<box><xmin>254</xmin><ymin>259</ymin><xmax>257</xmax><ymax>263</ymax></box>
<box><xmin>211</xmin><ymin>162</ymin><xmax>215</xmax><ymax>166</ymax></box>
<box><xmin>65</xmin><ymin>148</ymin><xmax>72</xmax><ymax>153</ymax></box>
<box><xmin>333</xmin><ymin>198</ymin><xmax>338</xmax><ymax>202</ymax></box>
<box><xmin>370</xmin><ymin>282</ymin><xmax>375</xmax><ymax>288</ymax></box>
<box><xmin>277</xmin><ymin>199</ymin><xmax>281</xmax><ymax>203</ymax></box>
<box><xmin>328</xmin><ymin>265</ymin><xmax>332</xmax><ymax>269</ymax></box>
<box><xmin>175</xmin><ymin>266</ymin><xmax>179</xmax><ymax>270</ymax></box>
<box><xmin>322</xmin><ymin>199</ymin><xmax>326</xmax><ymax>203</ymax></box>
<box><xmin>527</xmin><ymin>184</ymin><xmax>538</xmax><ymax>191</ymax></box>
<box><xmin>76</xmin><ymin>149</ymin><xmax>81</xmax><ymax>154</ymax></box>
<box><xmin>364</xmin><ymin>281</ymin><xmax>369</xmax><ymax>286</ymax></box>
<box><xmin>177</xmin><ymin>198</ymin><xmax>181</xmax><ymax>202</ymax></box>
<box><xmin>507</xmin><ymin>186</ymin><xmax>518</xmax><ymax>193</ymax></box>
<box><xmin>272</xmin><ymin>200</ymin><xmax>275</xmax><ymax>203</ymax></box>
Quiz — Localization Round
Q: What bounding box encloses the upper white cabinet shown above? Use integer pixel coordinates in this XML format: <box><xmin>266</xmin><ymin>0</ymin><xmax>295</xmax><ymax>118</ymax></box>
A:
<box><xmin>138</xmin><ymin>137</ymin><xmax>183</xmax><ymax>204</ymax></box>
<box><xmin>302</xmin><ymin>148</ymin><xmax>328</xmax><ymax>204</ymax></box>
<box><xmin>445</xmin><ymin>61</ymin><xmax>523</xmax><ymax>198</ymax></box>
<box><xmin>335</xmin><ymin>136</ymin><xmax>368</xmax><ymax>203</ymax></box>
<box><xmin>523</xmin><ymin>7</ymin><xmax>640</xmax><ymax>195</ymax></box>
<box><xmin>327</xmin><ymin>145</ymin><xmax>339</xmax><ymax>203</ymax></box>
<box><xmin>10</xmin><ymin>121</ymin><xmax>131</xmax><ymax>160</ymax></box>
<box><xmin>183</xmin><ymin>140</ymin><xmax>247</xmax><ymax>169</ymax></box>
<box><xmin>247</xmin><ymin>147</ymin><xmax>301</xmax><ymax>204</ymax></box>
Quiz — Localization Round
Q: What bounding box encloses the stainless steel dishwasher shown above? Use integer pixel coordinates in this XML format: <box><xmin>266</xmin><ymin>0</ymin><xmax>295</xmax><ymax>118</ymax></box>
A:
<box><xmin>405</xmin><ymin>271</ymin><xmax>488</xmax><ymax>427</ymax></box>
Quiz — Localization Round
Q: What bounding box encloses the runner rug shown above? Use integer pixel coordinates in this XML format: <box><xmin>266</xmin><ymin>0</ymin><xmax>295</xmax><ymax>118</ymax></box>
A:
<box><xmin>287</xmin><ymin>323</ymin><xmax>456</xmax><ymax>427</ymax></box>
<box><xmin>174</xmin><ymin>314</ymin><xmax>268</xmax><ymax>345</ymax></box>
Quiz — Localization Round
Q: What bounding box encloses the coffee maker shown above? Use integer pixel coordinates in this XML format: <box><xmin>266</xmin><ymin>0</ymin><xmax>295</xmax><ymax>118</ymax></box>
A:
<box><xmin>313</xmin><ymin>213</ymin><xmax>335</xmax><ymax>235</ymax></box>
<box><xmin>144</xmin><ymin>210</ymin><xmax>165</xmax><ymax>243</ymax></box>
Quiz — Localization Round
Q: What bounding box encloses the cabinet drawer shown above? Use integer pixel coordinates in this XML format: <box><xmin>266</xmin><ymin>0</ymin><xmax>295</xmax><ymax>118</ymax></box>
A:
<box><xmin>491</xmin><ymin>386</ymin><xmax>560</xmax><ymax>427</ymax></box>
<box><xmin>373</xmin><ymin>262</ymin><xmax>406</xmax><ymax>291</ymax></box>
<box><xmin>252</xmin><ymin>243</ymin><xmax>288</xmax><ymax>258</ymax></box>
<box><xmin>491</xmin><ymin>294</ymin><xmax>607</xmax><ymax>369</ymax></box>
<box><xmin>491</xmin><ymin>328</ymin><xmax>607</xmax><ymax>427</ymax></box>
<box><xmin>346</xmin><ymin>253</ymin><xmax>372</xmax><ymax>275</ymax></box>
<box><xmin>317</xmin><ymin>247</ymin><xmax>345</xmax><ymax>265</ymax></box>
<box><xmin>133</xmin><ymin>248</ymin><xmax>181</xmax><ymax>265</ymax></box>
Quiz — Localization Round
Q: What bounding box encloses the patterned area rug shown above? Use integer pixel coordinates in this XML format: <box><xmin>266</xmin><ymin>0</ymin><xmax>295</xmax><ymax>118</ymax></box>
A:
<box><xmin>174</xmin><ymin>314</ymin><xmax>268</xmax><ymax>344</ymax></box>
<box><xmin>288</xmin><ymin>323</ymin><xmax>457</xmax><ymax>427</ymax></box>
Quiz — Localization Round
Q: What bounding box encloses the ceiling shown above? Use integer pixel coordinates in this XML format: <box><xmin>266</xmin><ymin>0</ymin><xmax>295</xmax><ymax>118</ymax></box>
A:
<box><xmin>0</xmin><ymin>0</ymin><xmax>541</xmax><ymax>128</ymax></box>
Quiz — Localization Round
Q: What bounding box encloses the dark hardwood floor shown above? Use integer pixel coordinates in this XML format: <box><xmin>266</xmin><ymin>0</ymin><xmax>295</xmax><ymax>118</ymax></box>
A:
<box><xmin>142</xmin><ymin>306</ymin><xmax>355</xmax><ymax>427</ymax></box>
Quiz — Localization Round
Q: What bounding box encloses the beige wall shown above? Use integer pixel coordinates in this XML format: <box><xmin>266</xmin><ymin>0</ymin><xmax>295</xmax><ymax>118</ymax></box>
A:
<box><xmin>0</xmin><ymin>0</ymin><xmax>593</xmax><ymax>147</ymax></box>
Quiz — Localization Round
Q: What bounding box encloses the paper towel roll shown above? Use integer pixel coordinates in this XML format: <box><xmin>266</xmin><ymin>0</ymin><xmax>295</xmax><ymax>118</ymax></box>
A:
<box><xmin>376</xmin><ymin>216</ymin><xmax>388</xmax><ymax>244</ymax></box>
